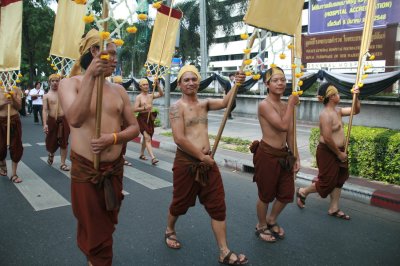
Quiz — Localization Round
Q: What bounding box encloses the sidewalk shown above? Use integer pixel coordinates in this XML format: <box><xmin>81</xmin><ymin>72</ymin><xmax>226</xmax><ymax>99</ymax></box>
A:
<box><xmin>139</xmin><ymin>111</ymin><xmax>400</xmax><ymax>213</ymax></box>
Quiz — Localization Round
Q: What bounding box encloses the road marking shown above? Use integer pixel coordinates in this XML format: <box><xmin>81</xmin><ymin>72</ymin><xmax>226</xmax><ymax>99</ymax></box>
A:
<box><xmin>125</xmin><ymin>150</ymin><xmax>173</xmax><ymax>173</ymax></box>
<box><xmin>23</xmin><ymin>143</ymin><xmax>32</xmax><ymax>147</ymax></box>
<box><xmin>36</xmin><ymin>142</ymin><xmax>45</xmax><ymax>146</ymax></box>
<box><xmin>123</xmin><ymin>163</ymin><xmax>172</xmax><ymax>190</ymax></box>
<box><xmin>6</xmin><ymin>160</ymin><xmax>70</xmax><ymax>211</ymax></box>
<box><xmin>40</xmin><ymin>156</ymin><xmax>129</xmax><ymax>195</ymax></box>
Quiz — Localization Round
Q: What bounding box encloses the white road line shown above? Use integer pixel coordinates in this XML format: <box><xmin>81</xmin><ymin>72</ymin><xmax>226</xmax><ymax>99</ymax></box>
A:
<box><xmin>6</xmin><ymin>160</ymin><xmax>70</xmax><ymax>211</ymax></box>
<box><xmin>123</xmin><ymin>165</ymin><xmax>172</xmax><ymax>190</ymax></box>
<box><xmin>40</xmin><ymin>156</ymin><xmax>129</xmax><ymax>195</ymax></box>
<box><xmin>22</xmin><ymin>143</ymin><xmax>32</xmax><ymax>147</ymax></box>
<box><xmin>36</xmin><ymin>142</ymin><xmax>45</xmax><ymax>146</ymax></box>
<box><xmin>125</xmin><ymin>150</ymin><xmax>173</xmax><ymax>173</ymax></box>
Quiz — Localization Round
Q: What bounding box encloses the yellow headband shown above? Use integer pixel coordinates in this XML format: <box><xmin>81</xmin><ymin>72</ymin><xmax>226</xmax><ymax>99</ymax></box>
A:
<box><xmin>177</xmin><ymin>65</ymin><xmax>201</xmax><ymax>82</ymax></box>
<box><xmin>318</xmin><ymin>85</ymin><xmax>338</xmax><ymax>102</ymax></box>
<box><xmin>139</xmin><ymin>79</ymin><xmax>149</xmax><ymax>86</ymax></box>
<box><xmin>113</xmin><ymin>76</ymin><xmax>123</xmax><ymax>84</ymax></box>
<box><xmin>265</xmin><ymin>67</ymin><xmax>285</xmax><ymax>83</ymax></box>
<box><xmin>48</xmin><ymin>74</ymin><xmax>60</xmax><ymax>82</ymax></box>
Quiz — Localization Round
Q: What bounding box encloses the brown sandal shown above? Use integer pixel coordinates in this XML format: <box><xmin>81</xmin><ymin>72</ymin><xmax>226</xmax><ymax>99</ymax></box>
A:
<box><xmin>60</xmin><ymin>164</ymin><xmax>70</xmax><ymax>171</ymax></box>
<box><xmin>255</xmin><ymin>227</ymin><xmax>276</xmax><ymax>243</ymax></box>
<box><xmin>219</xmin><ymin>251</ymin><xmax>248</xmax><ymax>265</ymax></box>
<box><xmin>139</xmin><ymin>155</ymin><xmax>148</xmax><ymax>161</ymax></box>
<box><xmin>151</xmin><ymin>158</ymin><xmax>159</xmax><ymax>165</ymax></box>
<box><xmin>47</xmin><ymin>153</ymin><xmax>54</xmax><ymax>165</ymax></box>
<box><xmin>10</xmin><ymin>175</ymin><xmax>22</xmax><ymax>183</ymax></box>
<box><xmin>165</xmin><ymin>231</ymin><xmax>181</xmax><ymax>249</ymax></box>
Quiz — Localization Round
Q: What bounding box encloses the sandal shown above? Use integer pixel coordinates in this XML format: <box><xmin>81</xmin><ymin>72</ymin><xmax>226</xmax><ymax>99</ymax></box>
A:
<box><xmin>0</xmin><ymin>161</ymin><xmax>7</xmax><ymax>176</ymax></box>
<box><xmin>255</xmin><ymin>227</ymin><xmax>276</xmax><ymax>243</ymax></box>
<box><xmin>60</xmin><ymin>164</ymin><xmax>70</xmax><ymax>171</ymax></box>
<box><xmin>139</xmin><ymin>155</ymin><xmax>148</xmax><ymax>161</ymax></box>
<box><xmin>10</xmin><ymin>175</ymin><xmax>22</xmax><ymax>183</ymax></box>
<box><xmin>296</xmin><ymin>187</ymin><xmax>306</xmax><ymax>209</ymax></box>
<box><xmin>124</xmin><ymin>160</ymin><xmax>132</xmax><ymax>166</ymax></box>
<box><xmin>151</xmin><ymin>158</ymin><xmax>159</xmax><ymax>165</ymax></box>
<box><xmin>328</xmin><ymin>209</ymin><xmax>351</xmax><ymax>220</ymax></box>
<box><xmin>219</xmin><ymin>251</ymin><xmax>248</xmax><ymax>265</ymax></box>
<box><xmin>267</xmin><ymin>223</ymin><xmax>285</xmax><ymax>240</ymax></box>
<box><xmin>165</xmin><ymin>231</ymin><xmax>181</xmax><ymax>249</ymax></box>
<box><xmin>47</xmin><ymin>153</ymin><xmax>54</xmax><ymax>165</ymax></box>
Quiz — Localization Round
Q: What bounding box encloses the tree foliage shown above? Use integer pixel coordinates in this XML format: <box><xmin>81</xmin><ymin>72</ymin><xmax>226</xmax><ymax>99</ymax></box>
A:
<box><xmin>21</xmin><ymin>0</ymin><xmax>55</xmax><ymax>87</ymax></box>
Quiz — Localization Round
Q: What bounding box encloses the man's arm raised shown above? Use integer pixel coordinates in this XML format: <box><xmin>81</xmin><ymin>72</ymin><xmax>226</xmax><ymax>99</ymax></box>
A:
<box><xmin>340</xmin><ymin>86</ymin><xmax>360</xmax><ymax>116</ymax></box>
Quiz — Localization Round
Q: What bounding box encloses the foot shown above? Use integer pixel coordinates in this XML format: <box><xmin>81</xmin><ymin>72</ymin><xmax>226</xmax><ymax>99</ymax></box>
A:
<box><xmin>10</xmin><ymin>175</ymin><xmax>22</xmax><ymax>183</ymax></box>
<box><xmin>60</xmin><ymin>164</ymin><xmax>70</xmax><ymax>171</ymax></box>
<box><xmin>267</xmin><ymin>223</ymin><xmax>285</xmax><ymax>240</ymax></box>
<box><xmin>151</xmin><ymin>158</ymin><xmax>159</xmax><ymax>165</ymax></box>
<box><xmin>219</xmin><ymin>250</ymin><xmax>248</xmax><ymax>265</ymax></box>
<box><xmin>255</xmin><ymin>226</ymin><xmax>276</xmax><ymax>243</ymax></box>
<box><xmin>47</xmin><ymin>153</ymin><xmax>54</xmax><ymax>165</ymax></box>
<box><xmin>165</xmin><ymin>231</ymin><xmax>181</xmax><ymax>249</ymax></box>
<box><xmin>139</xmin><ymin>155</ymin><xmax>148</xmax><ymax>161</ymax></box>
<box><xmin>0</xmin><ymin>161</ymin><xmax>7</xmax><ymax>176</ymax></box>
<box><xmin>328</xmin><ymin>209</ymin><xmax>350</xmax><ymax>220</ymax></box>
<box><xmin>296</xmin><ymin>187</ymin><xmax>306</xmax><ymax>209</ymax></box>
<box><xmin>124</xmin><ymin>160</ymin><xmax>132</xmax><ymax>166</ymax></box>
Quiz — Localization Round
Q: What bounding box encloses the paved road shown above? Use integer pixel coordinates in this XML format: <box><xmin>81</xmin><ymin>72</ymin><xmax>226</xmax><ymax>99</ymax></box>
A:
<box><xmin>1</xmin><ymin>116</ymin><xmax>399</xmax><ymax>265</ymax></box>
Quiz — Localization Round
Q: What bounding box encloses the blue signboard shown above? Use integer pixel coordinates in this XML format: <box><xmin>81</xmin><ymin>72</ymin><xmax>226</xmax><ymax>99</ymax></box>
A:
<box><xmin>308</xmin><ymin>0</ymin><xmax>400</xmax><ymax>34</ymax></box>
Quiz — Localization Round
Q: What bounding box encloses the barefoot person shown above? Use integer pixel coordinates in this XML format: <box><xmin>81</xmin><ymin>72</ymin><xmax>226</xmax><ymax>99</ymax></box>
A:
<box><xmin>43</xmin><ymin>74</ymin><xmax>71</xmax><ymax>171</ymax></box>
<box><xmin>249</xmin><ymin>66</ymin><xmax>300</xmax><ymax>242</ymax></box>
<box><xmin>0</xmin><ymin>85</ymin><xmax>23</xmax><ymax>183</ymax></box>
<box><xmin>296</xmin><ymin>83</ymin><xmax>360</xmax><ymax>220</ymax></box>
<box><xmin>133</xmin><ymin>78</ymin><xmax>163</xmax><ymax>165</ymax></box>
<box><xmin>164</xmin><ymin>65</ymin><xmax>248</xmax><ymax>265</ymax></box>
<box><xmin>58</xmin><ymin>29</ymin><xmax>139</xmax><ymax>266</ymax></box>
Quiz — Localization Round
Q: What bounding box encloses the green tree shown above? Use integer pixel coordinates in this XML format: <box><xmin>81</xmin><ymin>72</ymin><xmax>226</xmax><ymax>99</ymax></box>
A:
<box><xmin>21</xmin><ymin>0</ymin><xmax>55</xmax><ymax>87</ymax></box>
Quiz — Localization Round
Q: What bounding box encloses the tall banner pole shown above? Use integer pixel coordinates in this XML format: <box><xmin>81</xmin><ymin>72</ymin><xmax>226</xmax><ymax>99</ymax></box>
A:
<box><xmin>94</xmin><ymin>0</ymin><xmax>109</xmax><ymax>170</ymax></box>
<box><xmin>290</xmin><ymin>38</ymin><xmax>297</xmax><ymax>179</ymax></box>
<box><xmin>211</xmin><ymin>31</ymin><xmax>257</xmax><ymax>157</ymax></box>
<box><xmin>345</xmin><ymin>0</ymin><xmax>376</xmax><ymax>153</ymax></box>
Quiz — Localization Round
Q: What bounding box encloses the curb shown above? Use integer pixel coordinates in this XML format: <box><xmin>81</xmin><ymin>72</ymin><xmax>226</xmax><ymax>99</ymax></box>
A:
<box><xmin>142</xmin><ymin>136</ymin><xmax>400</xmax><ymax>213</ymax></box>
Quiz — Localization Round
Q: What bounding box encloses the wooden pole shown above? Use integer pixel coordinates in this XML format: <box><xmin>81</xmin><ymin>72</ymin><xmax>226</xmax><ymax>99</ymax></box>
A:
<box><xmin>147</xmin><ymin>0</ymin><xmax>176</xmax><ymax>123</ymax></box>
<box><xmin>6</xmin><ymin>103</ymin><xmax>11</xmax><ymax>147</ymax></box>
<box><xmin>345</xmin><ymin>0</ymin><xmax>376</xmax><ymax>153</ymax></box>
<box><xmin>290</xmin><ymin>38</ymin><xmax>297</xmax><ymax>179</ymax></box>
<box><xmin>211</xmin><ymin>31</ymin><xmax>257</xmax><ymax>157</ymax></box>
<box><xmin>93</xmin><ymin>0</ymin><xmax>109</xmax><ymax>169</ymax></box>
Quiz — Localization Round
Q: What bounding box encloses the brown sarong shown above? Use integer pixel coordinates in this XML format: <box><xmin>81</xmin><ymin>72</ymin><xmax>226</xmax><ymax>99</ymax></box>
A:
<box><xmin>250</xmin><ymin>140</ymin><xmax>296</xmax><ymax>204</ymax></box>
<box><xmin>137</xmin><ymin>111</ymin><xmax>157</xmax><ymax>137</ymax></box>
<box><xmin>315</xmin><ymin>142</ymin><xmax>349</xmax><ymax>198</ymax></box>
<box><xmin>169</xmin><ymin>148</ymin><xmax>226</xmax><ymax>221</ymax></box>
<box><xmin>45</xmin><ymin>115</ymin><xmax>70</xmax><ymax>153</ymax></box>
<box><xmin>70</xmin><ymin>151</ymin><xmax>124</xmax><ymax>266</ymax></box>
<box><xmin>0</xmin><ymin>114</ymin><xmax>23</xmax><ymax>163</ymax></box>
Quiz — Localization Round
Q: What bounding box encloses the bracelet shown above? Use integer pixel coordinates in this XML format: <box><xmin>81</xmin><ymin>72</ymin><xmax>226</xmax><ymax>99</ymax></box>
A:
<box><xmin>113</xmin><ymin>133</ymin><xmax>117</xmax><ymax>145</ymax></box>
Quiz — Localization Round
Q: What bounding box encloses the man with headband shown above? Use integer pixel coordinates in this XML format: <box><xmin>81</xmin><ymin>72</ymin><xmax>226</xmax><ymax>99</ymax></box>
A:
<box><xmin>58</xmin><ymin>29</ymin><xmax>140</xmax><ymax>265</ymax></box>
<box><xmin>0</xmin><ymin>84</ymin><xmax>23</xmax><ymax>183</ymax></box>
<box><xmin>164</xmin><ymin>65</ymin><xmax>248</xmax><ymax>265</ymax></box>
<box><xmin>133</xmin><ymin>77</ymin><xmax>164</xmax><ymax>165</ymax></box>
<box><xmin>250</xmin><ymin>66</ymin><xmax>299</xmax><ymax>242</ymax></box>
<box><xmin>42</xmin><ymin>74</ymin><xmax>70</xmax><ymax>171</ymax></box>
<box><xmin>296</xmin><ymin>83</ymin><xmax>360</xmax><ymax>220</ymax></box>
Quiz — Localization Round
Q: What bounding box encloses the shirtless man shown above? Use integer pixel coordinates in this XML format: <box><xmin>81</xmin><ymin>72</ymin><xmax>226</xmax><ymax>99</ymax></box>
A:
<box><xmin>250</xmin><ymin>66</ymin><xmax>300</xmax><ymax>242</ymax></box>
<box><xmin>58</xmin><ymin>29</ymin><xmax>139</xmax><ymax>266</ymax></box>
<box><xmin>0</xmin><ymin>85</ymin><xmax>23</xmax><ymax>183</ymax></box>
<box><xmin>133</xmin><ymin>78</ymin><xmax>163</xmax><ymax>165</ymax></box>
<box><xmin>164</xmin><ymin>65</ymin><xmax>248</xmax><ymax>265</ymax></box>
<box><xmin>43</xmin><ymin>74</ymin><xmax>70</xmax><ymax>171</ymax></box>
<box><xmin>296</xmin><ymin>83</ymin><xmax>360</xmax><ymax>220</ymax></box>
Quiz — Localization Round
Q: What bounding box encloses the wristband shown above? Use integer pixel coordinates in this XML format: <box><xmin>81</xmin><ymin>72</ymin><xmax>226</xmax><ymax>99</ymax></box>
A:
<box><xmin>113</xmin><ymin>133</ymin><xmax>117</xmax><ymax>145</ymax></box>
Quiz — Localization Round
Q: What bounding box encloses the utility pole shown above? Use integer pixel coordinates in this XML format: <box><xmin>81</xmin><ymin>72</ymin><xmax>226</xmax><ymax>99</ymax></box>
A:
<box><xmin>199</xmin><ymin>0</ymin><xmax>208</xmax><ymax>79</ymax></box>
<box><xmin>163</xmin><ymin>0</ymin><xmax>172</xmax><ymax>129</ymax></box>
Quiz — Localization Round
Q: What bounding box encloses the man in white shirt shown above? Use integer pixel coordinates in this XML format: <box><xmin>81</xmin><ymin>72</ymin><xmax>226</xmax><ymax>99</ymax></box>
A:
<box><xmin>29</xmin><ymin>81</ymin><xmax>45</xmax><ymax>124</ymax></box>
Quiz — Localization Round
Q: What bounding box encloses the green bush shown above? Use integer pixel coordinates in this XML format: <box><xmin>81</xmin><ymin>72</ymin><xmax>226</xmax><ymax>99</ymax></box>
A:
<box><xmin>309</xmin><ymin>126</ymin><xmax>400</xmax><ymax>185</ymax></box>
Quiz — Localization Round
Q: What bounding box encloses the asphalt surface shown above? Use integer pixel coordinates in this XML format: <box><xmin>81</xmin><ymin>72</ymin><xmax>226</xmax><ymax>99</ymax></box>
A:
<box><xmin>0</xmin><ymin>115</ymin><xmax>399</xmax><ymax>266</ymax></box>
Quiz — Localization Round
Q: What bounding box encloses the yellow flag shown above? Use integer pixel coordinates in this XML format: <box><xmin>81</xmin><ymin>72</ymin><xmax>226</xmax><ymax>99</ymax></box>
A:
<box><xmin>244</xmin><ymin>0</ymin><xmax>304</xmax><ymax>36</ymax></box>
<box><xmin>50</xmin><ymin>0</ymin><xmax>86</xmax><ymax>60</ymax></box>
<box><xmin>0</xmin><ymin>0</ymin><xmax>22</xmax><ymax>71</ymax></box>
<box><xmin>147</xmin><ymin>4</ymin><xmax>182</xmax><ymax>67</ymax></box>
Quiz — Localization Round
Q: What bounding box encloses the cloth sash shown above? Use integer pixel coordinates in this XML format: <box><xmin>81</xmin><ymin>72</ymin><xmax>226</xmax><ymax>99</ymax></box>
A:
<box><xmin>176</xmin><ymin>148</ymin><xmax>211</xmax><ymax>187</ymax></box>
<box><xmin>70</xmin><ymin>150</ymin><xmax>124</xmax><ymax>211</ymax></box>
<box><xmin>250</xmin><ymin>140</ymin><xmax>296</xmax><ymax>171</ymax></box>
